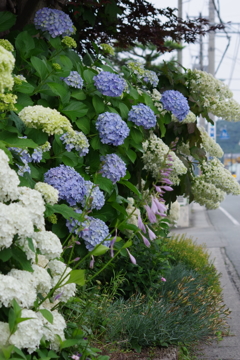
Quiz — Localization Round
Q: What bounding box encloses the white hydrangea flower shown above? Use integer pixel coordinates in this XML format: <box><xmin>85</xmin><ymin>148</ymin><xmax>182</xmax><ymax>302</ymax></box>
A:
<box><xmin>0</xmin><ymin>274</ymin><xmax>37</xmax><ymax>308</ymax></box>
<box><xmin>35</xmin><ymin>182</ymin><xmax>59</xmax><ymax>205</ymax></box>
<box><xmin>172</xmin><ymin>110</ymin><xmax>196</xmax><ymax>124</ymax></box>
<box><xmin>19</xmin><ymin>105</ymin><xmax>72</xmax><ymax>135</ymax></box>
<box><xmin>0</xmin><ymin>322</ymin><xmax>10</xmax><ymax>346</ymax></box>
<box><xmin>0</xmin><ymin>45</ymin><xmax>15</xmax><ymax>93</ymax></box>
<box><xmin>9</xmin><ymin>309</ymin><xmax>44</xmax><ymax>353</ymax></box>
<box><xmin>38</xmin><ymin>310</ymin><xmax>66</xmax><ymax>351</ymax></box>
<box><xmin>47</xmin><ymin>259</ymin><xmax>76</xmax><ymax>303</ymax></box>
<box><xmin>35</xmin><ymin>254</ymin><xmax>49</xmax><ymax>268</ymax></box>
<box><xmin>126</xmin><ymin>197</ymin><xmax>141</xmax><ymax>228</ymax></box>
<box><xmin>192</xmin><ymin>176</ymin><xmax>226</xmax><ymax>209</ymax></box>
<box><xmin>0</xmin><ymin>150</ymin><xmax>19</xmax><ymax>202</ymax></box>
<box><xmin>33</xmin><ymin>230</ymin><xmax>62</xmax><ymax>260</ymax></box>
<box><xmin>142</xmin><ymin>133</ymin><xmax>187</xmax><ymax>185</ymax></box>
<box><xmin>198</xmin><ymin>126</ymin><xmax>223</xmax><ymax>158</ymax></box>
<box><xmin>8</xmin><ymin>266</ymin><xmax>51</xmax><ymax>294</ymax></box>
<box><xmin>209</xmin><ymin>98</ymin><xmax>240</xmax><ymax>122</ymax></box>
<box><xmin>201</xmin><ymin>157</ymin><xmax>240</xmax><ymax>195</ymax></box>
<box><xmin>167</xmin><ymin>200</ymin><xmax>180</xmax><ymax>224</ymax></box>
<box><xmin>18</xmin><ymin>186</ymin><xmax>45</xmax><ymax>230</ymax></box>
<box><xmin>0</xmin><ymin>203</ymin><xmax>33</xmax><ymax>248</ymax></box>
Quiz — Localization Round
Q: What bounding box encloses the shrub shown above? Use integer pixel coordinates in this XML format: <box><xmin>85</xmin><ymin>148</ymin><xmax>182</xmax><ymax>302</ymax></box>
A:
<box><xmin>165</xmin><ymin>234</ymin><xmax>221</xmax><ymax>293</ymax></box>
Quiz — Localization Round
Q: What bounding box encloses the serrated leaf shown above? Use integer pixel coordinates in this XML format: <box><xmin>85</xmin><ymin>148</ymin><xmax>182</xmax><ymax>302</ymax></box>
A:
<box><xmin>92</xmin><ymin>95</ymin><xmax>105</xmax><ymax>113</ymax></box>
<box><xmin>0</xmin><ymin>11</ymin><xmax>16</xmax><ymax>32</ymax></box>
<box><xmin>30</xmin><ymin>56</ymin><xmax>49</xmax><ymax>80</ymax></box>
<box><xmin>0</xmin><ymin>248</ymin><xmax>12</xmax><ymax>262</ymax></box>
<box><xmin>76</xmin><ymin>117</ymin><xmax>90</xmax><ymax>134</ymax></box>
<box><xmin>51</xmin><ymin>204</ymin><xmax>83</xmax><ymax>220</ymax></box>
<box><xmin>39</xmin><ymin>309</ymin><xmax>53</xmax><ymax>324</ymax></box>
<box><xmin>94</xmin><ymin>173</ymin><xmax>114</xmax><ymax>194</ymax></box>
<box><xmin>65</xmin><ymin>269</ymin><xmax>85</xmax><ymax>286</ymax></box>
<box><xmin>9</xmin><ymin>112</ymin><xmax>26</xmax><ymax>133</ymax></box>
<box><xmin>62</xmin><ymin>101</ymin><xmax>88</xmax><ymax>121</ymax></box>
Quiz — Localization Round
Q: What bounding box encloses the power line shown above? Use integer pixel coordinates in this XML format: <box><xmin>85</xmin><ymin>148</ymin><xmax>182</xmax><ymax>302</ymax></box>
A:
<box><xmin>211</xmin><ymin>0</ymin><xmax>231</xmax><ymax>75</ymax></box>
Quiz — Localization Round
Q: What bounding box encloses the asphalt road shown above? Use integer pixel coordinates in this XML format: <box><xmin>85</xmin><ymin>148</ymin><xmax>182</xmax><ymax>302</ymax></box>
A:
<box><xmin>207</xmin><ymin>194</ymin><xmax>240</xmax><ymax>276</ymax></box>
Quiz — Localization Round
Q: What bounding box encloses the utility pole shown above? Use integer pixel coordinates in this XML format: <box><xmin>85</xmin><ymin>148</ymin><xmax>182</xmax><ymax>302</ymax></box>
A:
<box><xmin>177</xmin><ymin>0</ymin><xmax>183</xmax><ymax>67</ymax></box>
<box><xmin>208</xmin><ymin>0</ymin><xmax>216</xmax><ymax>139</ymax></box>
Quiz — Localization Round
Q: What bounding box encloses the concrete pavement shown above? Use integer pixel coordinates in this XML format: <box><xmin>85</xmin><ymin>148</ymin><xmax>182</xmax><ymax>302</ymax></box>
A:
<box><xmin>171</xmin><ymin>203</ymin><xmax>240</xmax><ymax>360</ymax></box>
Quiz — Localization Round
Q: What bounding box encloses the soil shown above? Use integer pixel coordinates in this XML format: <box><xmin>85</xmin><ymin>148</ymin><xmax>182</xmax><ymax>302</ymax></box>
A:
<box><xmin>100</xmin><ymin>345</ymin><xmax>179</xmax><ymax>360</ymax></box>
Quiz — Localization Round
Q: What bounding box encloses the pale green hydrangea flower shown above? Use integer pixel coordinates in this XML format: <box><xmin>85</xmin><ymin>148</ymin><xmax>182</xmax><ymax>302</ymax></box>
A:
<box><xmin>192</xmin><ymin>176</ymin><xmax>226</xmax><ymax>209</ymax></box>
<box><xmin>52</xmin><ymin>63</ymin><xmax>62</xmax><ymax>71</ymax></box>
<box><xmin>61</xmin><ymin>36</ymin><xmax>77</xmax><ymax>48</ymax></box>
<box><xmin>18</xmin><ymin>105</ymin><xmax>72</xmax><ymax>135</ymax></box>
<box><xmin>198</xmin><ymin>126</ymin><xmax>223</xmax><ymax>158</ymax></box>
<box><xmin>0</xmin><ymin>45</ymin><xmax>15</xmax><ymax>93</ymax></box>
<box><xmin>34</xmin><ymin>182</ymin><xmax>59</xmax><ymax>205</ymax></box>
<box><xmin>0</xmin><ymin>39</ymin><xmax>14</xmax><ymax>52</ymax></box>
<box><xmin>0</xmin><ymin>93</ymin><xmax>17</xmax><ymax>112</ymax></box>
<box><xmin>100</xmin><ymin>43</ymin><xmax>115</xmax><ymax>55</ymax></box>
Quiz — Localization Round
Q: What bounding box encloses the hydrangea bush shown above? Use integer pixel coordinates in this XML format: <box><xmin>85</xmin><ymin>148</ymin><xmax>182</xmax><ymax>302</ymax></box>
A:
<box><xmin>0</xmin><ymin>5</ymin><xmax>240</xmax><ymax>359</ymax></box>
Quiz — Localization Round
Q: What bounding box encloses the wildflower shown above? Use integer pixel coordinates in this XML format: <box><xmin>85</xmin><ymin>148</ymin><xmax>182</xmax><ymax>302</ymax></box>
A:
<box><xmin>146</xmin><ymin>225</ymin><xmax>156</xmax><ymax>240</ymax></box>
<box><xmin>161</xmin><ymin>277</ymin><xmax>166</xmax><ymax>282</ymax></box>
<box><xmin>126</xmin><ymin>248</ymin><xmax>137</xmax><ymax>265</ymax></box>
<box><xmin>140</xmin><ymin>233</ymin><xmax>151</xmax><ymax>247</ymax></box>
<box><xmin>137</xmin><ymin>214</ymin><xmax>146</xmax><ymax>233</ymax></box>
<box><xmin>144</xmin><ymin>205</ymin><xmax>157</xmax><ymax>223</ymax></box>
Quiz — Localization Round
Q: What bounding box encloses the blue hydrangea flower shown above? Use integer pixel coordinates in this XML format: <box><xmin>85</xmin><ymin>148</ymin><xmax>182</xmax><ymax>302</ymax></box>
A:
<box><xmin>62</xmin><ymin>71</ymin><xmax>84</xmax><ymax>89</ymax></box>
<box><xmin>100</xmin><ymin>153</ymin><xmax>127</xmax><ymax>184</ymax></box>
<box><xmin>60</xmin><ymin>130</ymin><xmax>89</xmax><ymax>156</ymax></box>
<box><xmin>44</xmin><ymin>165</ymin><xmax>87</xmax><ymax>206</ymax></box>
<box><xmin>160</xmin><ymin>90</ymin><xmax>190</xmax><ymax>121</ymax></box>
<box><xmin>93</xmin><ymin>71</ymin><xmax>126</xmax><ymax>97</ymax></box>
<box><xmin>81</xmin><ymin>181</ymin><xmax>105</xmax><ymax>210</ymax></box>
<box><xmin>143</xmin><ymin>70</ymin><xmax>159</xmax><ymax>87</ymax></box>
<box><xmin>96</xmin><ymin>112</ymin><xmax>130</xmax><ymax>146</ymax></box>
<box><xmin>34</xmin><ymin>7</ymin><xmax>74</xmax><ymax>38</ymax></box>
<box><xmin>31</xmin><ymin>148</ymin><xmax>43</xmax><ymax>162</ymax></box>
<box><xmin>66</xmin><ymin>212</ymin><xmax>111</xmax><ymax>251</ymax></box>
<box><xmin>128</xmin><ymin>103</ymin><xmax>157</xmax><ymax>129</ymax></box>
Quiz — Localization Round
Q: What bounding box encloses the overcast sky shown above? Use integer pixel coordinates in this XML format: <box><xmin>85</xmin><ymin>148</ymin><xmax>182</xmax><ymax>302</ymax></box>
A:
<box><xmin>149</xmin><ymin>0</ymin><xmax>240</xmax><ymax>103</ymax></box>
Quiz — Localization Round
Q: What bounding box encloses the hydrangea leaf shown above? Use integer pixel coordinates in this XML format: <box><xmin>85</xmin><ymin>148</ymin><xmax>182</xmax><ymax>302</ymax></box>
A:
<box><xmin>62</xmin><ymin>101</ymin><xmax>88</xmax><ymax>121</ymax></box>
<box><xmin>76</xmin><ymin>116</ymin><xmax>90</xmax><ymax>134</ymax></box>
<box><xmin>47</xmin><ymin>82</ymin><xmax>70</xmax><ymax>104</ymax></box>
<box><xmin>92</xmin><ymin>95</ymin><xmax>105</xmax><ymax>114</ymax></box>
<box><xmin>15</xmin><ymin>31</ymin><xmax>35</xmax><ymax>59</ymax></box>
<box><xmin>39</xmin><ymin>309</ymin><xmax>53</xmax><ymax>324</ymax></box>
<box><xmin>51</xmin><ymin>204</ymin><xmax>83</xmax><ymax>220</ymax></box>
<box><xmin>65</xmin><ymin>269</ymin><xmax>85</xmax><ymax>286</ymax></box>
<box><xmin>30</xmin><ymin>56</ymin><xmax>49</xmax><ymax>80</ymax></box>
<box><xmin>0</xmin><ymin>11</ymin><xmax>16</xmax><ymax>32</ymax></box>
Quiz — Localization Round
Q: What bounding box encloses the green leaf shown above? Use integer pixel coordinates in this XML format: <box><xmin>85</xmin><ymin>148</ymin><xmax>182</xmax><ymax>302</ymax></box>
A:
<box><xmin>25</xmin><ymin>128</ymin><xmax>48</xmax><ymax>145</ymax></box>
<box><xmin>90</xmin><ymin>245</ymin><xmax>109</xmax><ymax>256</ymax></box>
<box><xmin>51</xmin><ymin>204</ymin><xmax>82</xmax><ymax>220</ymax></box>
<box><xmin>119</xmin><ymin>180</ymin><xmax>142</xmax><ymax>197</ymax></box>
<box><xmin>48</xmin><ymin>37</ymin><xmax>62</xmax><ymax>49</ymax></box>
<box><xmin>90</xmin><ymin>135</ymin><xmax>101</xmax><ymax>150</ymax></box>
<box><xmin>129</xmin><ymin>87</ymin><xmax>139</xmax><ymax>99</ymax></box>
<box><xmin>94</xmin><ymin>174</ymin><xmax>114</xmax><ymax>194</ymax></box>
<box><xmin>0</xmin><ymin>345</ymin><xmax>15</xmax><ymax>360</ymax></box>
<box><xmin>8</xmin><ymin>308</ymin><xmax>17</xmax><ymax>334</ymax></box>
<box><xmin>62</xmin><ymin>101</ymin><xmax>88</xmax><ymax>121</ymax></box>
<box><xmin>11</xmin><ymin>247</ymin><xmax>33</xmax><ymax>272</ymax></box>
<box><xmin>71</xmin><ymin>90</ymin><xmax>86</xmax><ymax>100</ymax></box>
<box><xmin>0</xmin><ymin>11</ymin><xmax>16</xmax><ymax>31</ymax></box>
<box><xmin>157</xmin><ymin>117</ymin><xmax>166</xmax><ymax>137</ymax></box>
<box><xmin>15</xmin><ymin>93</ymin><xmax>33</xmax><ymax>111</ymax></box>
<box><xmin>92</xmin><ymin>95</ymin><xmax>105</xmax><ymax>114</ymax></box>
<box><xmin>83</xmin><ymin>69</ymin><xmax>96</xmax><ymax>84</ymax></box>
<box><xmin>59</xmin><ymin>55</ymin><xmax>73</xmax><ymax>70</ymax></box>
<box><xmin>47</xmin><ymin>82</ymin><xmax>70</xmax><ymax>104</ymax></box>
<box><xmin>0</xmin><ymin>132</ymin><xmax>38</xmax><ymax>148</ymax></box>
<box><xmin>76</xmin><ymin>116</ymin><xmax>90</xmax><ymax>134</ymax></box>
<box><xmin>62</xmin><ymin>152</ymin><xmax>79</xmax><ymax>167</ymax></box>
<box><xmin>9</xmin><ymin>112</ymin><xmax>26</xmax><ymax>133</ymax></box>
<box><xmin>30</xmin><ymin>56</ymin><xmax>49</xmax><ymax>80</ymax></box>
<box><xmin>122</xmin><ymin>239</ymin><xmax>133</xmax><ymax>248</ymax></box>
<box><xmin>118</xmin><ymin>223</ymin><xmax>138</xmax><ymax>232</ymax></box>
<box><xmin>110</xmin><ymin>202</ymin><xmax>127</xmax><ymax>216</ymax></box>
<box><xmin>125</xmin><ymin>148</ymin><xmax>137</xmax><ymax>163</ymax></box>
<box><xmin>118</xmin><ymin>102</ymin><xmax>129</xmax><ymax>119</ymax></box>
<box><xmin>27</xmin><ymin>237</ymin><xmax>35</xmax><ymax>252</ymax></box>
<box><xmin>65</xmin><ymin>269</ymin><xmax>85</xmax><ymax>286</ymax></box>
<box><xmin>0</xmin><ymin>248</ymin><xmax>12</xmax><ymax>262</ymax></box>
<box><xmin>15</xmin><ymin>32</ymin><xmax>35</xmax><ymax>58</ymax></box>
<box><xmin>130</xmin><ymin>128</ymin><xmax>143</xmax><ymax>143</ymax></box>
<box><xmin>14</xmin><ymin>82</ymin><xmax>35</xmax><ymax>95</ymax></box>
<box><xmin>12</xmin><ymin>346</ymin><xmax>27</xmax><ymax>360</ymax></box>
<box><xmin>39</xmin><ymin>309</ymin><xmax>53</xmax><ymax>324</ymax></box>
